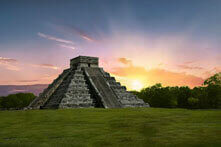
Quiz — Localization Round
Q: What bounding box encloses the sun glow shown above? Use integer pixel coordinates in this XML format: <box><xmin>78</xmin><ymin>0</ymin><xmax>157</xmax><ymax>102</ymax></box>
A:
<box><xmin>131</xmin><ymin>80</ymin><xmax>143</xmax><ymax>91</ymax></box>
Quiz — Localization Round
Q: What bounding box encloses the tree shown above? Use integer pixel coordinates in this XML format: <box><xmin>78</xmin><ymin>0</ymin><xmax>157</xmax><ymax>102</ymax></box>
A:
<box><xmin>0</xmin><ymin>97</ymin><xmax>3</xmax><ymax>108</ymax></box>
<box><xmin>203</xmin><ymin>72</ymin><xmax>221</xmax><ymax>108</ymax></box>
<box><xmin>138</xmin><ymin>84</ymin><xmax>177</xmax><ymax>108</ymax></box>
<box><xmin>188</xmin><ymin>97</ymin><xmax>199</xmax><ymax>109</ymax></box>
<box><xmin>150</xmin><ymin>86</ymin><xmax>177</xmax><ymax>108</ymax></box>
<box><xmin>177</xmin><ymin>86</ymin><xmax>192</xmax><ymax>108</ymax></box>
<box><xmin>206</xmin><ymin>84</ymin><xmax>221</xmax><ymax>108</ymax></box>
<box><xmin>0</xmin><ymin>93</ymin><xmax>35</xmax><ymax>109</ymax></box>
<box><xmin>133</xmin><ymin>76</ymin><xmax>221</xmax><ymax>109</ymax></box>
<box><xmin>204</xmin><ymin>72</ymin><xmax>221</xmax><ymax>86</ymax></box>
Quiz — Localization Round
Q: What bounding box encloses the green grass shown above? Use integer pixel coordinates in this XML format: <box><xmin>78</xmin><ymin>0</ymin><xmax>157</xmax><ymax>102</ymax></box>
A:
<box><xmin>0</xmin><ymin>108</ymin><xmax>220</xmax><ymax>147</ymax></box>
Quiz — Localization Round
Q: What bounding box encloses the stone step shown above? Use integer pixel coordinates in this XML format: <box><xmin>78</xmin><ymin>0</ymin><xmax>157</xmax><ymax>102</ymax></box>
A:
<box><xmin>74</xmin><ymin>70</ymin><xmax>83</xmax><ymax>74</ymax></box>
<box><xmin>71</xmin><ymin>80</ymin><xmax>86</xmax><ymax>84</ymax></box>
<box><xmin>73</xmin><ymin>73</ymin><xmax>84</xmax><ymax>77</ymax></box>
<box><xmin>109</xmin><ymin>84</ymin><xmax>122</xmax><ymax>89</ymax></box>
<box><xmin>112</xmin><ymin>86</ymin><xmax>127</xmax><ymax>91</ymax></box>
<box><xmin>105</xmin><ymin>77</ymin><xmax>116</xmax><ymax>81</ymax></box>
<box><xmin>103</xmin><ymin>72</ymin><xmax>110</xmax><ymax>77</ymax></box>
<box><xmin>59</xmin><ymin>103</ymin><xmax>94</xmax><ymax>108</ymax></box>
<box><xmin>65</xmin><ymin>92</ymin><xmax>90</xmax><ymax>97</ymax></box>
<box><xmin>61</xmin><ymin>98</ymin><xmax>92</xmax><ymax>103</ymax></box>
<box><xmin>68</xmin><ymin>85</ymin><xmax>88</xmax><ymax>89</ymax></box>
<box><xmin>71</xmin><ymin>77</ymin><xmax>85</xmax><ymax>81</ymax></box>
<box><xmin>66</xmin><ymin>89</ymin><xmax>90</xmax><ymax>94</ymax></box>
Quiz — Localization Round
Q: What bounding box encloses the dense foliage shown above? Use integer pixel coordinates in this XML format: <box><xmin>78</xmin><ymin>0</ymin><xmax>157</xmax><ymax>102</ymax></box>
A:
<box><xmin>132</xmin><ymin>72</ymin><xmax>221</xmax><ymax>109</ymax></box>
<box><xmin>0</xmin><ymin>93</ymin><xmax>35</xmax><ymax>109</ymax></box>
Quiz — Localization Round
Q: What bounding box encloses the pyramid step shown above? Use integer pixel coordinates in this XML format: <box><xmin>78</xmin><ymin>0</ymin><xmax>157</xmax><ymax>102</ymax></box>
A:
<box><xmin>74</xmin><ymin>70</ymin><xmax>83</xmax><ymax>74</ymax></box>
<box><xmin>105</xmin><ymin>77</ymin><xmax>116</xmax><ymax>81</ymax></box>
<box><xmin>68</xmin><ymin>85</ymin><xmax>88</xmax><ymax>88</ymax></box>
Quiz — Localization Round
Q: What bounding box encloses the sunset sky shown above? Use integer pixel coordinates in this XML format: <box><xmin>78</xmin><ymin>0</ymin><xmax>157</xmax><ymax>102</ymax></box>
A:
<box><xmin>0</xmin><ymin>0</ymin><xmax>220</xmax><ymax>90</ymax></box>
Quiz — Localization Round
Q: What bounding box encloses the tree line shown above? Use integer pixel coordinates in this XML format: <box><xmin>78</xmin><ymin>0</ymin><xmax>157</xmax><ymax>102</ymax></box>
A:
<box><xmin>0</xmin><ymin>93</ymin><xmax>35</xmax><ymax>110</ymax></box>
<box><xmin>132</xmin><ymin>72</ymin><xmax>221</xmax><ymax>109</ymax></box>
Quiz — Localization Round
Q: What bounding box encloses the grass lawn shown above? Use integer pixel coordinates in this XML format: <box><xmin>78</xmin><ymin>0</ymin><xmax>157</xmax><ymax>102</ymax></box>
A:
<box><xmin>0</xmin><ymin>108</ymin><xmax>220</xmax><ymax>147</ymax></box>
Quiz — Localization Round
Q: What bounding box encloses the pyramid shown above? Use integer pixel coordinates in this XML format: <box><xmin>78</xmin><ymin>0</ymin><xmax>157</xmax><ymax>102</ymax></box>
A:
<box><xmin>29</xmin><ymin>56</ymin><xmax>149</xmax><ymax>109</ymax></box>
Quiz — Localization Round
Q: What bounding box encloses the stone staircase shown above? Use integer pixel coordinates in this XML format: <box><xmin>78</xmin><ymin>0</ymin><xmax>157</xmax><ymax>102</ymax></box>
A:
<box><xmin>43</xmin><ymin>68</ymin><xmax>94</xmax><ymax>109</ymax></box>
<box><xmin>100</xmin><ymin>69</ymin><xmax>149</xmax><ymax>108</ymax></box>
<box><xmin>84</xmin><ymin>67</ymin><xmax>122</xmax><ymax>108</ymax></box>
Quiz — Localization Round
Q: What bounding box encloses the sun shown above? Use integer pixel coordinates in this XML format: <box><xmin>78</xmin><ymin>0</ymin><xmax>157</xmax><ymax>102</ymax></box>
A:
<box><xmin>131</xmin><ymin>80</ymin><xmax>143</xmax><ymax>91</ymax></box>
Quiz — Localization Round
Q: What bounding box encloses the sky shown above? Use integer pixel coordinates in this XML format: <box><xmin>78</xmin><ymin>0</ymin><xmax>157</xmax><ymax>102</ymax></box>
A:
<box><xmin>0</xmin><ymin>0</ymin><xmax>221</xmax><ymax>90</ymax></box>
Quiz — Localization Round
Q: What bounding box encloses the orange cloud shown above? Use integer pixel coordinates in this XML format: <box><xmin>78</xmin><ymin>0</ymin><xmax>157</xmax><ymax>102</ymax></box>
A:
<box><xmin>111</xmin><ymin>66</ymin><xmax>204</xmax><ymax>88</ymax></box>
<box><xmin>109</xmin><ymin>57</ymin><xmax>205</xmax><ymax>89</ymax></box>
<box><xmin>203</xmin><ymin>66</ymin><xmax>221</xmax><ymax>77</ymax></box>
<box><xmin>118</xmin><ymin>58</ymin><xmax>132</xmax><ymax>66</ymax></box>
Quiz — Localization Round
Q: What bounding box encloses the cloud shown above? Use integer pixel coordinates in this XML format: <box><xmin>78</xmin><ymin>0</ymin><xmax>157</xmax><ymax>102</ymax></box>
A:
<box><xmin>0</xmin><ymin>57</ymin><xmax>17</xmax><ymax>63</ymax></box>
<box><xmin>0</xmin><ymin>57</ymin><xmax>19</xmax><ymax>71</ymax></box>
<box><xmin>110</xmin><ymin>58</ymin><xmax>204</xmax><ymax>88</ymax></box>
<box><xmin>31</xmin><ymin>64</ymin><xmax>59</xmax><ymax>70</ymax></box>
<box><xmin>58</xmin><ymin>44</ymin><xmax>75</xmax><ymax>50</ymax></box>
<box><xmin>118</xmin><ymin>58</ymin><xmax>132</xmax><ymax>66</ymax></box>
<box><xmin>80</xmin><ymin>34</ymin><xmax>94</xmax><ymax>42</ymax></box>
<box><xmin>16</xmin><ymin>80</ymin><xmax>39</xmax><ymax>83</ymax></box>
<box><xmin>183</xmin><ymin>61</ymin><xmax>195</xmax><ymax>64</ymax></box>
<box><xmin>203</xmin><ymin>66</ymin><xmax>221</xmax><ymax>77</ymax></box>
<box><xmin>9</xmin><ymin>89</ymin><xmax>27</xmax><ymax>93</ymax></box>
<box><xmin>65</xmin><ymin>26</ymin><xmax>95</xmax><ymax>42</ymax></box>
<box><xmin>177</xmin><ymin>64</ymin><xmax>203</xmax><ymax>70</ymax></box>
<box><xmin>54</xmin><ymin>24</ymin><xmax>95</xmax><ymax>42</ymax></box>
<box><xmin>111</xmin><ymin>66</ymin><xmax>204</xmax><ymax>88</ymax></box>
<box><xmin>37</xmin><ymin>32</ymin><xmax>75</xmax><ymax>45</ymax></box>
<box><xmin>213</xmin><ymin>66</ymin><xmax>221</xmax><ymax>73</ymax></box>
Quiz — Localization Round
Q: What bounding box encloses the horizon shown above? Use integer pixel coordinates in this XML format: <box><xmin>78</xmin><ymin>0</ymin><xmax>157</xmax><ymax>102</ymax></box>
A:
<box><xmin>0</xmin><ymin>0</ymin><xmax>221</xmax><ymax>90</ymax></box>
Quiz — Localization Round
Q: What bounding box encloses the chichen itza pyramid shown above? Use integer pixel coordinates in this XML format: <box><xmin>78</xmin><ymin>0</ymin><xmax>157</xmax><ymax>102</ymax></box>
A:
<box><xmin>29</xmin><ymin>56</ymin><xmax>149</xmax><ymax>109</ymax></box>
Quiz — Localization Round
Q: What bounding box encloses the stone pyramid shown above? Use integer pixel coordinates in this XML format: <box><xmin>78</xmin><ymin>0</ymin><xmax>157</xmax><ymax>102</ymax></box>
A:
<box><xmin>29</xmin><ymin>56</ymin><xmax>149</xmax><ymax>109</ymax></box>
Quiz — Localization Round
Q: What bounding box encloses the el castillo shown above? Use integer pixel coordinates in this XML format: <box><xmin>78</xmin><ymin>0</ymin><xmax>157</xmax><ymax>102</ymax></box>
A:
<box><xmin>29</xmin><ymin>56</ymin><xmax>149</xmax><ymax>109</ymax></box>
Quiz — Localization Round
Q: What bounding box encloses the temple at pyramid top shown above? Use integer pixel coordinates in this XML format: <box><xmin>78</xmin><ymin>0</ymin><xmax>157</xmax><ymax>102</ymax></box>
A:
<box><xmin>70</xmin><ymin>56</ymin><xmax>99</xmax><ymax>68</ymax></box>
<box><xmin>28</xmin><ymin>56</ymin><xmax>149</xmax><ymax>109</ymax></box>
